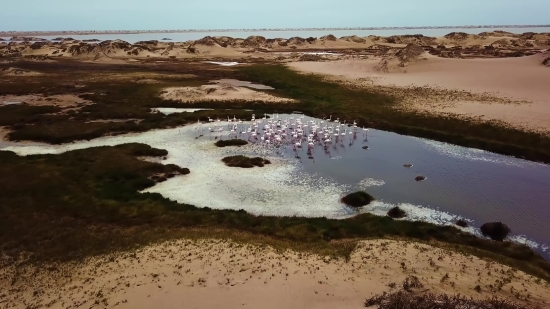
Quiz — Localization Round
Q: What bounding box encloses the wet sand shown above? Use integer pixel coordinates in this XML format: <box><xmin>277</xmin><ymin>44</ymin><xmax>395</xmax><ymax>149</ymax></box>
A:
<box><xmin>2</xmin><ymin>238</ymin><xmax>549</xmax><ymax>309</ymax></box>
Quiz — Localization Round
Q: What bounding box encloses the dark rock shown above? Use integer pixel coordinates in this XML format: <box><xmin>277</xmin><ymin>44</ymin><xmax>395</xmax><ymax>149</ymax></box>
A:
<box><xmin>415</xmin><ymin>176</ymin><xmax>426</xmax><ymax>181</ymax></box>
<box><xmin>403</xmin><ymin>164</ymin><xmax>412</xmax><ymax>168</ymax></box>
<box><xmin>362</xmin><ymin>146</ymin><xmax>369</xmax><ymax>149</ymax></box>
<box><xmin>480</xmin><ymin>222</ymin><xmax>511</xmax><ymax>241</ymax></box>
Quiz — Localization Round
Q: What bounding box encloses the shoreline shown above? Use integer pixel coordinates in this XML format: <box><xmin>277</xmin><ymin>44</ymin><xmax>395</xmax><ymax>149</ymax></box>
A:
<box><xmin>2</xmin><ymin>24</ymin><xmax>550</xmax><ymax>37</ymax></box>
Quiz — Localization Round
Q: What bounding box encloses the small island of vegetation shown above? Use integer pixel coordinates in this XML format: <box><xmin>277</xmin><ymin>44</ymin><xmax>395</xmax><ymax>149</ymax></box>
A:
<box><xmin>222</xmin><ymin>155</ymin><xmax>271</xmax><ymax>168</ymax></box>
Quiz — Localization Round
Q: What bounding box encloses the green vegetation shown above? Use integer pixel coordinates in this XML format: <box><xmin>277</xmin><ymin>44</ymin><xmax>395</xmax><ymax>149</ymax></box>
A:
<box><xmin>387</xmin><ymin>207</ymin><xmax>407</xmax><ymax>219</ymax></box>
<box><xmin>481</xmin><ymin>222</ymin><xmax>512</xmax><ymax>242</ymax></box>
<box><xmin>222</xmin><ymin>155</ymin><xmax>270</xmax><ymax>168</ymax></box>
<box><xmin>235</xmin><ymin>65</ymin><xmax>550</xmax><ymax>164</ymax></box>
<box><xmin>1</xmin><ymin>144</ymin><xmax>549</xmax><ymax>282</ymax></box>
<box><xmin>341</xmin><ymin>191</ymin><xmax>375</xmax><ymax>207</ymax></box>
<box><xmin>215</xmin><ymin>139</ymin><xmax>249</xmax><ymax>147</ymax></box>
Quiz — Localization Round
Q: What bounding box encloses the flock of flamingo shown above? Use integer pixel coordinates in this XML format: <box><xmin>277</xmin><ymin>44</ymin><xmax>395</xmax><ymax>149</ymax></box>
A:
<box><xmin>194</xmin><ymin>113</ymin><xmax>370</xmax><ymax>158</ymax></box>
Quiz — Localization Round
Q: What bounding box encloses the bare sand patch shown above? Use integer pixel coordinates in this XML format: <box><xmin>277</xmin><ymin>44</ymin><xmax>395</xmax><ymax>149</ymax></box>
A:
<box><xmin>0</xmin><ymin>94</ymin><xmax>91</xmax><ymax>108</ymax></box>
<box><xmin>2</xmin><ymin>238</ymin><xmax>548</xmax><ymax>309</ymax></box>
<box><xmin>160</xmin><ymin>83</ymin><xmax>295</xmax><ymax>103</ymax></box>
<box><xmin>288</xmin><ymin>54</ymin><xmax>550</xmax><ymax>133</ymax></box>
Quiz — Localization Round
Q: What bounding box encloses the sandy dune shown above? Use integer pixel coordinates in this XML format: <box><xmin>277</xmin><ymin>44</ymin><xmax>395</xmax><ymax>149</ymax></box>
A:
<box><xmin>0</xmin><ymin>94</ymin><xmax>91</xmax><ymax>108</ymax></box>
<box><xmin>289</xmin><ymin>53</ymin><xmax>550</xmax><ymax>133</ymax></box>
<box><xmin>1</xmin><ymin>239</ymin><xmax>549</xmax><ymax>309</ymax></box>
<box><xmin>160</xmin><ymin>83</ymin><xmax>295</xmax><ymax>103</ymax></box>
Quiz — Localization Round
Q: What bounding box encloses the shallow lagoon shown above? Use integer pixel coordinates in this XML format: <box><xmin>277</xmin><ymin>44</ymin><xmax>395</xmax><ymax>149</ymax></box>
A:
<box><xmin>2</xmin><ymin>113</ymin><xmax>549</xmax><ymax>256</ymax></box>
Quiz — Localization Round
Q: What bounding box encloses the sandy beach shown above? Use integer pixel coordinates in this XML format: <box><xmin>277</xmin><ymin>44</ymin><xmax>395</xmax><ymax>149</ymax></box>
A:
<box><xmin>2</xmin><ymin>238</ymin><xmax>549</xmax><ymax>309</ymax></box>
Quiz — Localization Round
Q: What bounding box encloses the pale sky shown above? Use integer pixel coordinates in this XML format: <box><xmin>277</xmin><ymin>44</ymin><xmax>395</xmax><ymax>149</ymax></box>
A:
<box><xmin>0</xmin><ymin>0</ymin><xmax>548</xmax><ymax>31</ymax></box>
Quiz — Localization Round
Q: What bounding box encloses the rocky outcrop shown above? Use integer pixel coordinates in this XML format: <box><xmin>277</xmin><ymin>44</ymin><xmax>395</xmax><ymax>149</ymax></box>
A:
<box><xmin>543</xmin><ymin>57</ymin><xmax>550</xmax><ymax>67</ymax></box>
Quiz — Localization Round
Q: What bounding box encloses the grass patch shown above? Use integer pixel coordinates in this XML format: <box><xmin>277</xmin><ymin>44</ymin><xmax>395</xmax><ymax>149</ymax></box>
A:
<box><xmin>222</xmin><ymin>155</ymin><xmax>270</xmax><ymax>168</ymax></box>
<box><xmin>341</xmin><ymin>191</ymin><xmax>375</xmax><ymax>207</ymax></box>
<box><xmin>215</xmin><ymin>139</ymin><xmax>249</xmax><ymax>147</ymax></box>
<box><xmin>365</xmin><ymin>291</ymin><xmax>535</xmax><ymax>309</ymax></box>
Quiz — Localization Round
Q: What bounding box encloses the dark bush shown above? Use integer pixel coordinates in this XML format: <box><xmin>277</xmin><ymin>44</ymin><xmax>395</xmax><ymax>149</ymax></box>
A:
<box><xmin>215</xmin><ymin>139</ymin><xmax>248</xmax><ymax>147</ymax></box>
<box><xmin>222</xmin><ymin>155</ymin><xmax>270</xmax><ymax>168</ymax></box>
<box><xmin>387</xmin><ymin>207</ymin><xmax>407</xmax><ymax>219</ymax></box>
<box><xmin>480</xmin><ymin>222</ymin><xmax>511</xmax><ymax>241</ymax></box>
<box><xmin>341</xmin><ymin>191</ymin><xmax>375</xmax><ymax>207</ymax></box>
<box><xmin>455</xmin><ymin>219</ymin><xmax>468</xmax><ymax>228</ymax></box>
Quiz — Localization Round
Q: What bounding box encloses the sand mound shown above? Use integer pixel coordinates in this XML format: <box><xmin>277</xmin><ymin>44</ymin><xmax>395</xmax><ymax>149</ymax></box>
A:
<box><xmin>444</xmin><ymin>32</ymin><xmax>470</xmax><ymax>41</ymax></box>
<box><xmin>340</xmin><ymin>35</ymin><xmax>367</xmax><ymax>43</ymax></box>
<box><xmin>375</xmin><ymin>44</ymin><xmax>426</xmax><ymax>72</ymax></box>
<box><xmin>0</xmin><ymin>67</ymin><xmax>42</xmax><ymax>76</ymax></box>
<box><xmin>0</xmin><ymin>94</ymin><xmax>91</xmax><ymax>107</ymax></box>
<box><xmin>159</xmin><ymin>84</ymin><xmax>295</xmax><ymax>103</ymax></box>
<box><xmin>386</xmin><ymin>34</ymin><xmax>437</xmax><ymax>45</ymax></box>
<box><xmin>241</xmin><ymin>36</ymin><xmax>267</xmax><ymax>48</ymax></box>
<box><xmin>320</xmin><ymin>34</ymin><xmax>337</xmax><ymax>41</ymax></box>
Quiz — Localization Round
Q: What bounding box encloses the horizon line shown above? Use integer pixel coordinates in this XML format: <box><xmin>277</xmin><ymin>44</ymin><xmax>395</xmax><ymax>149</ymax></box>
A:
<box><xmin>1</xmin><ymin>24</ymin><xmax>550</xmax><ymax>35</ymax></box>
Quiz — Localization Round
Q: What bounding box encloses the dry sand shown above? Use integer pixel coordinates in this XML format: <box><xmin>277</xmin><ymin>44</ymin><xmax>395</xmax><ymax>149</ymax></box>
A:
<box><xmin>288</xmin><ymin>53</ymin><xmax>550</xmax><ymax>133</ymax></box>
<box><xmin>1</xmin><ymin>239</ymin><xmax>549</xmax><ymax>309</ymax></box>
<box><xmin>160</xmin><ymin>83</ymin><xmax>295</xmax><ymax>103</ymax></box>
<box><xmin>0</xmin><ymin>94</ymin><xmax>91</xmax><ymax>108</ymax></box>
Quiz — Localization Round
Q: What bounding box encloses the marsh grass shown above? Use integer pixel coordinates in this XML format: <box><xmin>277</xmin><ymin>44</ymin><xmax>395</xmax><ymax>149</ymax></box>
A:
<box><xmin>221</xmin><ymin>155</ymin><xmax>270</xmax><ymax>168</ymax></box>
<box><xmin>1</xmin><ymin>144</ymin><xmax>550</xmax><ymax>282</ymax></box>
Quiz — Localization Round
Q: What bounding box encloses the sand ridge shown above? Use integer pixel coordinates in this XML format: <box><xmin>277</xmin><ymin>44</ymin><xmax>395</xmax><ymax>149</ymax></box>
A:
<box><xmin>0</xmin><ymin>94</ymin><xmax>92</xmax><ymax>108</ymax></box>
<box><xmin>1</xmin><ymin>238</ymin><xmax>549</xmax><ymax>309</ymax></box>
<box><xmin>159</xmin><ymin>83</ymin><xmax>295</xmax><ymax>103</ymax></box>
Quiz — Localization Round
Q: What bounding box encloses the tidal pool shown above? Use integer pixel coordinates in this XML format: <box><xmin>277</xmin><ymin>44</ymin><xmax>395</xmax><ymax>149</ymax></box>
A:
<box><xmin>2</xmin><ymin>113</ymin><xmax>549</xmax><ymax>256</ymax></box>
